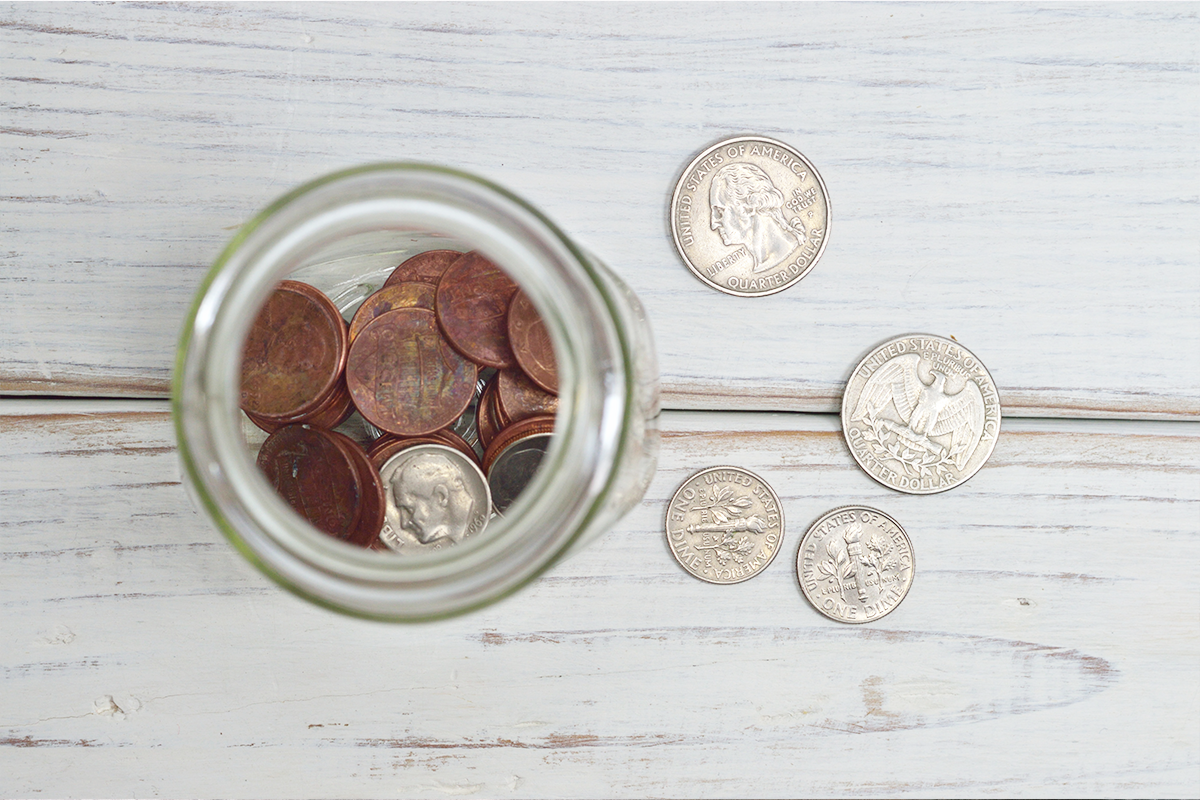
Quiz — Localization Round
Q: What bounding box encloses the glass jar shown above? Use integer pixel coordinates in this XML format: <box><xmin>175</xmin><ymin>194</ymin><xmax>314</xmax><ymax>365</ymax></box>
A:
<box><xmin>173</xmin><ymin>164</ymin><xmax>659</xmax><ymax>621</ymax></box>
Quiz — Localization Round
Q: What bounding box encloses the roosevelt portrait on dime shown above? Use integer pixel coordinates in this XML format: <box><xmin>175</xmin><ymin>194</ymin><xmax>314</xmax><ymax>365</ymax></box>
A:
<box><xmin>709</xmin><ymin>162</ymin><xmax>808</xmax><ymax>274</ymax></box>
<box><xmin>389</xmin><ymin>450</ymin><xmax>479</xmax><ymax>545</ymax></box>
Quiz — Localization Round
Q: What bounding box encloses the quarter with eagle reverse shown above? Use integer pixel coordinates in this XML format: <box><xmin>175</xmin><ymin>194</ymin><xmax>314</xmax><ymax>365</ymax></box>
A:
<box><xmin>841</xmin><ymin>334</ymin><xmax>1001</xmax><ymax>494</ymax></box>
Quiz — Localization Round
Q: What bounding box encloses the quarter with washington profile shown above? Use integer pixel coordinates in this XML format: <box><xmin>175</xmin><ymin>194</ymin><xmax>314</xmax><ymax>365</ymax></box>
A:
<box><xmin>670</xmin><ymin>135</ymin><xmax>830</xmax><ymax>297</ymax></box>
<box><xmin>841</xmin><ymin>334</ymin><xmax>1001</xmax><ymax>494</ymax></box>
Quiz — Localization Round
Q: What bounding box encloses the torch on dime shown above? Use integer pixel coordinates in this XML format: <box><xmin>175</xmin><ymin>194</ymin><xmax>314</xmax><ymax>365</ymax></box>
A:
<box><xmin>796</xmin><ymin>506</ymin><xmax>914</xmax><ymax>624</ymax></box>
<box><xmin>664</xmin><ymin>466</ymin><xmax>784</xmax><ymax>584</ymax></box>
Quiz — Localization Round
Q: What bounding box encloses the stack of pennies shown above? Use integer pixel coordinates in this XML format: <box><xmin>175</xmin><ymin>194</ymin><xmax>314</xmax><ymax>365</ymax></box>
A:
<box><xmin>240</xmin><ymin>249</ymin><xmax>562</xmax><ymax>554</ymax></box>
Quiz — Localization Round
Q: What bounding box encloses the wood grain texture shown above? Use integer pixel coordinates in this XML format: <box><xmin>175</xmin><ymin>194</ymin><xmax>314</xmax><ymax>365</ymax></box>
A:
<box><xmin>0</xmin><ymin>402</ymin><xmax>1196</xmax><ymax>797</ymax></box>
<box><xmin>0</xmin><ymin>3</ymin><xmax>1197</xmax><ymax>417</ymax></box>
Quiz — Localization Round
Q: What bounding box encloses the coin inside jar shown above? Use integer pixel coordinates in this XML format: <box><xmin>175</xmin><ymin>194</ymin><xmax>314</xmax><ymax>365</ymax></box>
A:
<box><xmin>240</xmin><ymin>280</ymin><xmax>348</xmax><ymax>419</ymax></box>
<box><xmin>485</xmin><ymin>428</ymin><xmax>553</xmax><ymax>514</ymax></box>
<box><xmin>327</xmin><ymin>429</ymin><xmax>388</xmax><ymax>548</ymax></box>
<box><xmin>796</xmin><ymin>506</ymin><xmax>914</xmax><ymax>624</ymax></box>
<box><xmin>377</xmin><ymin>443</ymin><xmax>491</xmax><ymax>554</ymax></box>
<box><xmin>436</xmin><ymin>251</ymin><xmax>520</xmax><ymax>368</ymax></box>
<box><xmin>507</xmin><ymin>290</ymin><xmax>558</xmax><ymax>394</ymax></box>
<box><xmin>346</xmin><ymin>308</ymin><xmax>478</xmax><ymax>436</ymax></box>
<box><xmin>256</xmin><ymin>424</ymin><xmax>363</xmax><ymax>542</ymax></box>
<box><xmin>383</xmin><ymin>249</ymin><xmax>462</xmax><ymax>288</ymax></box>
<box><xmin>347</xmin><ymin>282</ymin><xmax>437</xmax><ymax>341</ymax></box>
<box><xmin>496</xmin><ymin>367</ymin><xmax>558</xmax><ymax>425</ymax></box>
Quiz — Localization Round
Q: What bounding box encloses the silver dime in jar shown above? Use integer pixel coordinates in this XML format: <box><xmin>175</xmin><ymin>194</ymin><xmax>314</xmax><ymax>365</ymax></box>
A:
<box><xmin>841</xmin><ymin>334</ymin><xmax>1001</xmax><ymax>494</ymax></box>
<box><xmin>796</xmin><ymin>506</ymin><xmax>914</xmax><ymax>624</ymax></box>
<box><xmin>377</xmin><ymin>444</ymin><xmax>491</xmax><ymax>554</ymax></box>
<box><xmin>665</xmin><ymin>466</ymin><xmax>784</xmax><ymax>584</ymax></box>
<box><xmin>670</xmin><ymin>135</ymin><xmax>830</xmax><ymax>297</ymax></box>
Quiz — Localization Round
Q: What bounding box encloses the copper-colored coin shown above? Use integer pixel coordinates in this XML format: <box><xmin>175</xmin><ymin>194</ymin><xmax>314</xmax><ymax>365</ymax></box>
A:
<box><xmin>245</xmin><ymin>378</ymin><xmax>354</xmax><ymax>434</ymax></box>
<box><xmin>368</xmin><ymin>435</ymin><xmax>454</xmax><ymax>471</ymax></box>
<box><xmin>384</xmin><ymin>249</ymin><xmax>462</xmax><ymax>288</ymax></box>
<box><xmin>476</xmin><ymin>375</ymin><xmax>502</xmax><ymax>449</ymax></box>
<box><xmin>328</xmin><ymin>430</ymin><xmax>387</xmax><ymax>548</ymax></box>
<box><xmin>482</xmin><ymin>415</ymin><xmax>557</xmax><ymax>476</ymax></box>
<box><xmin>430</xmin><ymin>427</ymin><xmax>480</xmax><ymax>465</ymax></box>
<box><xmin>507</xmin><ymin>290</ymin><xmax>559</xmax><ymax>394</ymax></box>
<box><xmin>348</xmin><ymin>282</ymin><xmax>437</xmax><ymax>342</ymax></box>
<box><xmin>436</xmin><ymin>251</ymin><xmax>520</xmax><ymax>368</ymax></box>
<box><xmin>256</xmin><ymin>424</ymin><xmax>363</xmax><ymax>541</ymax></box>
<box><xmin>241</xmin><ymin>280</ymin><xmax>348</xmax><ymax>419</ymax></box>
<box><xmin>496</xmin><ymin>368</ymin><xmax>559</xmax><ymax>425</ymax></box>
<box><xmin>346</xmin><ymin>308</ymin><xmax>478</xmax><ymax>436</ymax></box>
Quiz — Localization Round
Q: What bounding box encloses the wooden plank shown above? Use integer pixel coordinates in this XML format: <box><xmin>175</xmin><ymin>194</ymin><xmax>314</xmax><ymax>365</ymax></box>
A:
<box><xmin>0</xmin><ymin>401</ymin><xmax>1196</xmax><ymax>796</ymax></box>
<box><xmin>0</xmin><ymin>4</ymin><xmax>1196</xmax><ymax>418</ymax></box>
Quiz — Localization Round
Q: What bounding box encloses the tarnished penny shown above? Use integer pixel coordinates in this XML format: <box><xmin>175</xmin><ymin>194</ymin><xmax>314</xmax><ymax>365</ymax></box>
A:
<box><xmin>670</xmin><ymin>136</ymin><xmax>830</xmax><ymax>297</ymax></box>
<box><xmin>665</xmin><ymin>466</ymin><xmax>784</xmax><ymax>584</ymax></box>
<box><xmin>245</xmin><ymin>378</ymin><xmax>354</xmax><ymax>434</ymax></box>
<box><xmin>241</xmin><ymin>280</ymin><xmax>348</xmax><ymax>418</ymax></box>
<box><xmin>377</xmin><ymin>444</ymin><xmax>491</xmax><ymax>555</ymax></box>
<box><xmin>369</xmin><ymin>428</ymin><xmax>480</xmax><ymax>467</ymax></box>
<box><xmin>496</xmin><ymin>368</ymin><xmax>558</xmax><ymax>425</ymax></box>
<box><xmin>328</xmin><ymin>430</ymin><xmax>387</xmax><ymax>548</ymax></box>
<box><xmin>346</xmin><ymin>308</ymin><xmax>478</xmax><ymax>436</ymax></box>
<box><xmin>507</xmin><ymin>290</ymin><xmax>558</xmax><ymax>393</ymax></box>
<box><xmin>348</xmin><ymin>282</ymin><xmax>437</xmax><ymax>341</ymax></box>
<box><xmin>476</xmin><ymin>375</ymin><xmax>502</xmax><ymax>449</ymax></box>
<box><xmin>485</xmin><ymin>428</ymin><xmax>553</xmax><ymax>515</ymax></box>
<box><xmin>796</xmin><ymin>506</ymin><xmax>914</xmax><ymax>624</ymax></box>
<box><xmin>256</xmin><ymin>424</ymin><xmax>362</xmax><ymax>541</ymax></box>
<box><xmin>482</xmin><ymin>415</ymin><xmax>556</xmax><ymax>476</ymax></box>
<box><xmin>436</xmin><ymin>251</ymin><xmax>519</xmax><ymax>368</ymax></box>
<box><xmin>384</xmin><ymin>249</ymin><xmax>462</xmax><ymax>288</ymax></box>
<box><xmin>841</xmin><ymin>334</ymin><xmax>1001</xmax><ymax>494</ymax></box>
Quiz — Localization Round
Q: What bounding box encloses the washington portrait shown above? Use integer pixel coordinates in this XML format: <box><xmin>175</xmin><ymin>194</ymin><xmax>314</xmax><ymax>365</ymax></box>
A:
<box><xmin>709</xmin><ymin>162</ymin><xmax>807</xmax><ymax>274</ymax></box>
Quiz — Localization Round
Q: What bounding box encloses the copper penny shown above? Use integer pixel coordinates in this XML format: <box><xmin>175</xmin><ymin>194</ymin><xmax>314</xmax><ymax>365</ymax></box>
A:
<box><xmin>368</xmin><ymin>427</ymin><xmax>478</xmax><ymax>466</ymax></box>
<box><xmin>346</xmin><ymin>308</ymin><xmax>478</xmax><ymax>436</ymax></box>
<box><xmin>496</xmin><ymin>368</ymin><xmax>559</xmax><ymax>426</ymax></box>
<box><xmin>328</xmin><ymin>430</ymin><xmax>387</xmax><ymax>548</ymax></box>
<box><xmin>476</xmin><ymin>375</ymin><xmax>502</xmax><ymax>449</ymax></box>
<box><xmin>256</xmin><ymin>424</ymin><xmax>363</xmax><ymax>541</ymax></box>
<box><xmin>436</xmin><ymin>251</ymin><xmax>520</xmax><ymax>368</ymax></box>
<box><xmin>482</xmin><ymin>415</ymin><xmax>557</xmax><ymax>476</ymax></box>
<box><xmin>245</xmin><ymin>378</ymin><xmax>354</xmax><ymax>434</ymax></box>
<box><xmin>384</xmin><ymin>249</ymin><xmax>462</xmax><ymax>288</ymax></box>
<box><xmin>368</xmin><ymin>436</ymin><xmax>455</xmax><ymax>471</ymax></box>
<box><xmin>507</xmin><ymin>290</ymin><xmax>558</xmax><ymax>394</ymax></box>
<box><xmin>348</xmin><ymin>282</ymin><xmax>437</xmax><ymax>342</ymax></box>
<box><xmin>241</xmin><ymin>280</ymin><xmax>348</xmax><ymax>419</ymax></box>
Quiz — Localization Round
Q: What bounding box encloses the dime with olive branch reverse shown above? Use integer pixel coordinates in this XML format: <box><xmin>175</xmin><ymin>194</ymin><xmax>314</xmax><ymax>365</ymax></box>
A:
<box><xmin>841</xmin><ymin>334</ymin><xmax>1001</xmax><ymax>494</ymax></box>
<box><xmin>665</xmin><ymin>466</ymin><xmax>784</xmax><ymax>584</ymax></box>
<box><xmin>670</xmin><ymin>136</ymin><xmax>830</xmax><ymax>297</ymax></box>
<box><xmin>796</xmin><ymin>506</ymin><xmax>914</xmax><ymax>624</ymax></box>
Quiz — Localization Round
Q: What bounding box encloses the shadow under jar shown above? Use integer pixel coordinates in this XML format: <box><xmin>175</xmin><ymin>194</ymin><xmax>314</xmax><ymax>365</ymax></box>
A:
<box><xmin>174</xmin><ymin>164</ymin><xmax>660</xmax><ymax>621</ymax></box>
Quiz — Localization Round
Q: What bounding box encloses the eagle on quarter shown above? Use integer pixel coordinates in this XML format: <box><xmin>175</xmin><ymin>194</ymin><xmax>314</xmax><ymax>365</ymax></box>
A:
<box><xmin>850</xmin><ymin>354</ymin><xmax>985</xmax><ymax>470</ymax></box>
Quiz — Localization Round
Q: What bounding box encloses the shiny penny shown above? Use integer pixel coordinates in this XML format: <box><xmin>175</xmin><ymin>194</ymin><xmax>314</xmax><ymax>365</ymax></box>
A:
<box><xmin>384</xmin><ymin>249</ymin><xmax>462</xmax><ymax>288</ymax></box>
<box><xmin>348</xmin><ymin>282</ymin><xmax>437</xmax><ymax>341</ymax></box>
<box><xmin>796</xmin><ymin>506</ymin><xmax>914</xmax><ymax>624</ymax></box>
<box><xmin>507</xmin><ymin>290</ymin><xmax>558</xmax><ymax>393</ymax></box>
<box><xmin>665</xmin><ymin>466</ymin><xmax>784</xmax><ymax>584</ymax></box>
<box><xmin>346</xmin><ymin>308</ymin><xmax>478</xmax><ymax>436</ymax></box>
<box><xmin>256</xmin><ymin>424</ymin><xmax>363</xmax><ymax>541</ymax></box>
<box><xmin>436</xmin><ymin>251</ymin><xmax>519</xmax><ymax>368</ymax></box>
<box><xmin>377</xmin><ymin>444</ymin><xmax>491</xmax><ymax>555</ymax></box>
<box><xmin>241</xmin><ymin>280</ymin><xmax>348</xmax><ymax>418</ymax></box>
<box><xmin>670</xmin><ymin>136</ymin><xmax>830</xmax><ymax>297</ymax></box>
<box><xmin>841</xmin><ymin>334</ymin><xmax>1001</xmax><ymax>494</ymax></box>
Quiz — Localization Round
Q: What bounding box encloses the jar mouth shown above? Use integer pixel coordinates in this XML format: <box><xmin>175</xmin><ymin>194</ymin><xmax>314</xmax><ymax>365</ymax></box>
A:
<box><xmin>174</xmin><ymin>164</ymin><xmax>633</xmax><ymax>620</ymax></box>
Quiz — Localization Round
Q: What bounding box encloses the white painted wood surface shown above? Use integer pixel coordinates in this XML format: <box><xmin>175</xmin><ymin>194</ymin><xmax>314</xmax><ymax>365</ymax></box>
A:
<box><xmin>0</xmin><ymin>403</ymin><xmax>1197</xmax><ymax>797</ymax></box>
<box><xmin>0</xmin><ymin>3</ymin><xmax>1197</xmax><ymax>417</ymax></box>
<box><xmin>1</xmin><ymin>4</ymin><xmax>1198</xmax><ymax>797</ymax></box>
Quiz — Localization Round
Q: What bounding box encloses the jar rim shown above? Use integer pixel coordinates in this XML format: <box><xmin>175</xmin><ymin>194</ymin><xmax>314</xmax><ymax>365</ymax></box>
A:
<box><xmin>173</xmin><ymin>163</ymin><xmax>636</xmax><ymax>620</ymax></box>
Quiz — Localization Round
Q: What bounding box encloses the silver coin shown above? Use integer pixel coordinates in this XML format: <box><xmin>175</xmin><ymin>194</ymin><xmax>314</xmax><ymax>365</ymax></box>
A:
<box><xmin>377</xmin><ymin>443</ymin><xmax>491</xmax><ymax>554</ymax></box>
<box><xmin>487</xmin><ymin>432</ymin><xmax>551</xmax><ymax>515</ymax></box>
<box><xmin>797</xmin><ymin>506</ymin><xmax>914</xmax><ymax>624</ymax></box>
<box><xmin>670</xmin><ymin>135</ymin><xmax>831</xmax><ymax>297</ymax></box>
<box><xmin>665</xmin><ymin>466</ymin><xmax>784</xmax><ymax>584</ymax></box>
<box><xmin>841</xmin><ymin>334</ymin><xmax>1001</xmax><ymax>494</ymax></box>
